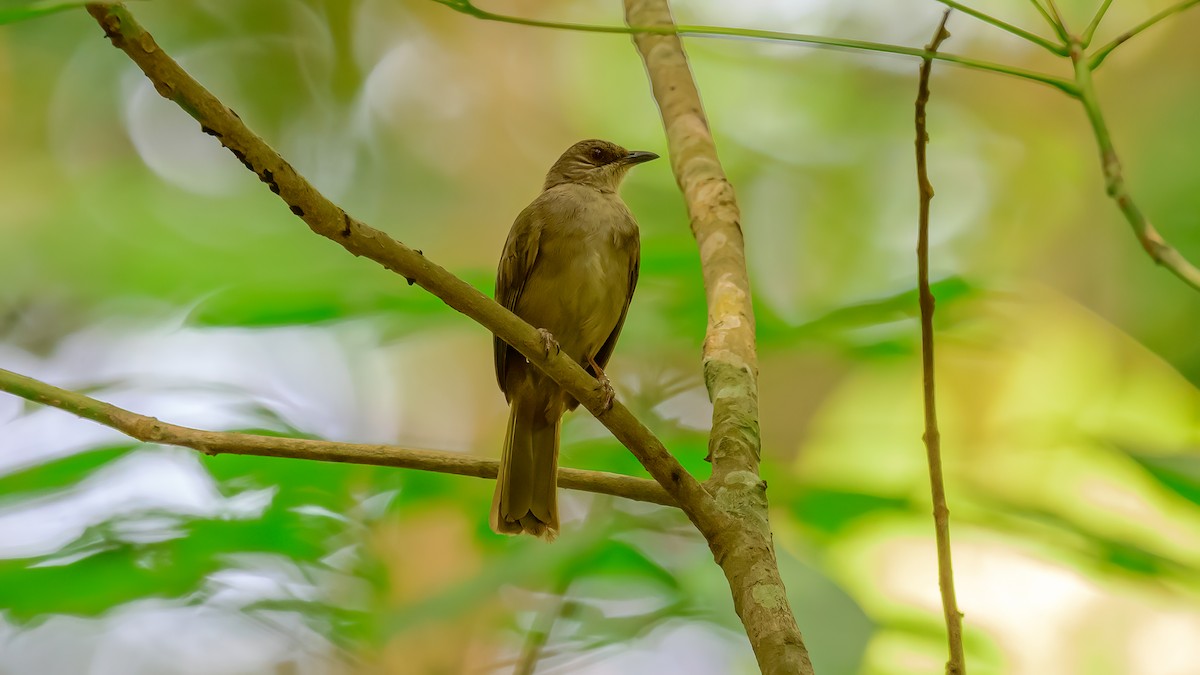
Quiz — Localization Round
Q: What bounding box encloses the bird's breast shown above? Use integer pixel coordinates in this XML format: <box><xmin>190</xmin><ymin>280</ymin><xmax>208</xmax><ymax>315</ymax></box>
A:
<box><xmin>513</xmin><ymin>190</ymin><xmax>638</xmax><ymax>362</ymax></box>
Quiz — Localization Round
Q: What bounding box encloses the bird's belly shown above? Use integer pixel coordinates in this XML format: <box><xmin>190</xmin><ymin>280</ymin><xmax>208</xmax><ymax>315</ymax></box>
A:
<box><xmin>515</xmin><ymin>245</ymin><xmax>629</xmax><ymax>363</ymax></box>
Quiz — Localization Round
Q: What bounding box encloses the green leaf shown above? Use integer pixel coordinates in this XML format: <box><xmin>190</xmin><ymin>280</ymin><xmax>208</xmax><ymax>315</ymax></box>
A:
<box><xmin>0</xmin><ymin>444</ymin><xmax>134</xmax><ymax>495</ymax></box>
<box><xmin>787</xmin><ymin>488</ymin><xmax>911</xmax><ymax>536</ymax></box>
<box><xmin>1125</xmin><ymin>452</ymin><xmax>1200</xmax><ymax>507</ymax></box>
<box><xmin>0</xmin><ymin>0</ymin><xmax>115</xmax><ymax>25</ymax></box>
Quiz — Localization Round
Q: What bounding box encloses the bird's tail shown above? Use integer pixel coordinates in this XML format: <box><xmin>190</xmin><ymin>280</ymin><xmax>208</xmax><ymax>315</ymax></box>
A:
<box><xmin>491</xmin><ymin>393</ymin><xmax>560</xmax><ymax>540</ymax></box>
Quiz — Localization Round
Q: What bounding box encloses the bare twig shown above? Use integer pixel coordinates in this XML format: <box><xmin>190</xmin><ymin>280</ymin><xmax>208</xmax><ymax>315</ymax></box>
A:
<box><xmin>513</xmin><ymin>570</ymin><xmax>575</xmax><ymax>675</ymax></box>
<box><xmin>429</xmin><ymin>0</ymin><xmax>1077</xmax><ymax>94</ymax></box>
<box><xmin>1045</xmin><ymin>0</ymin><xmax>1069</xmax><ymax>34</ymax></box>
<box><xmin>1081</xmin><ymin>0</ymin><xmax>1114</xmax><ymax>47</ymax></box>
<box><xmin>1069</xmin><ymin>44</ymin><xmax>1200</xmax><ymax>290</ymax></box>
<box><xmin>623</xmin><ymin>1</ymin><xmax>813</xmax><ymax>673</ymax></box>
<box><xmin>1089</xmin><ymin>0</ymin><xmax>1200</xmax><ymax>68</ymax></box>
<box><xmin>0</xmin><ymin>367</ymin><xmax>675</xmax><ymax>506</ymax></box>
<box><xmin>81</xmin><ymin>3</ymin><xmax>724</xmax><ymax>533</ymax></box>
<box><xmin>1027</xmin><ymin>0</ymin><xmax>1067</xmax><ymax>40</ymax></box>
<box><xmin>929</xmin><ymin>0</ymin><xmax>1065</xmax><ymax>54</ymax></box>
<box><xmin>915</xmin><ymin>10</ymin><xmax>967</xmax><ymax>675</ymax></box>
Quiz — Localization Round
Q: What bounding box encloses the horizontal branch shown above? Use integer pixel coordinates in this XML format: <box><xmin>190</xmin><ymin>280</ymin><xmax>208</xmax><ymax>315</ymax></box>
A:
<box><xmin>83</xmin><ymin>3</ymin><xmax>720</xmax><ymax>532</ymax></box>
<box><xmin>0</xmin><ymin>367</ymin><xmax>674</xmax><ymax>506</ymax></box>
<box><xmin>431</xmin><ymin>0</ymin><xmax>1077</xmax><ymax>94</ymax></box>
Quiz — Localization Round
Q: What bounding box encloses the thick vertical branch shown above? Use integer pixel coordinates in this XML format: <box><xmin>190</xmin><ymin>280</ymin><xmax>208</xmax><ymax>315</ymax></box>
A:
<box><xmin>622</xmin><ymin>2</ymin><xmax>813</xmax><ymax>674</ymax></box>
<box><xmin>621</xmin><ymin>0</ymin><xmax>760</xmax><ymax>507</ymax></box>
<box><xmin>915</xmin><ymin>11</ymin><xmax>967</xmax><ymax>675</ymax></box>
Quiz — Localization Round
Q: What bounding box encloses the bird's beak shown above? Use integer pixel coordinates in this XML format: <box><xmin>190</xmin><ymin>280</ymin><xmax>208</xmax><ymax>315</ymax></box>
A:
<box><xmin>622</xmin><ymin>150</ymin><xmax>659</xmax><ymax>165</ymax></box>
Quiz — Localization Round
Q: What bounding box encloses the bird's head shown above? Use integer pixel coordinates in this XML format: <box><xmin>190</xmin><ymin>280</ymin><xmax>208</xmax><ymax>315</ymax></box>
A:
<box><xmin>543</xmin><ymin>139</ymin><xmax>659</xmax><ymax>192</ymax></box>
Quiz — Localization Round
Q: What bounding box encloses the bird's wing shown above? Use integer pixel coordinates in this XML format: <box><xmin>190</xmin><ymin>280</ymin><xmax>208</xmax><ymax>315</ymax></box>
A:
<box><xmin>494</xmin><ymin>200</ymin><xmax>546</xmax><ymax>399</ymax></box>
<box><xmin>590</xmin><ymin>225</ymin><xmax>640</xmax><ymax>375</ymax></box>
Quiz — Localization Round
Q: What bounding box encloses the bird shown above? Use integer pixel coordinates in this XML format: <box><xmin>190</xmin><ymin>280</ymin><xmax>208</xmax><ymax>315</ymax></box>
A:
<box><xmin>491</xmin><ymin>139</ymin><xmax>659</xmax><ymax>540</ymax></box>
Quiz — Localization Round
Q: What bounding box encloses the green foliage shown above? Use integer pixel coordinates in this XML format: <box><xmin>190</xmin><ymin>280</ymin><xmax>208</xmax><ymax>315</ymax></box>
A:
<box><xmin>0</xmin><ymin>0</ymin><xmax>113</xmax><ymax>25</ymax></box>
<box><xmin>1</xmin><ymin>0</ymin><xmax>1199</xmax><ymax>673</ymax></box>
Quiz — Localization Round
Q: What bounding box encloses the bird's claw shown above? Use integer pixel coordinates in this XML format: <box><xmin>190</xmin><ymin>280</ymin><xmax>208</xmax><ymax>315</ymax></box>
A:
<box><xmin>536</xmin><ymin>328</ymin><xmax>560</xmax><ymax>356</ymax></box>
<box><xmin>595</xmin><ymin>373</ymin><xmax>615</xmax><ymax>412</ymax></box>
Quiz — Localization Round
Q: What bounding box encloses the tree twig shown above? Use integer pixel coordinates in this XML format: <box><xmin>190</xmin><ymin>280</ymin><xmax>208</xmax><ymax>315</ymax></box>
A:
<box><xmin>513</xmin><ymin>566</ymin><xmax>574</xmax><ymax>675</ymax></box>
<box><xmin>428</xmin><ymin>0</ymin><xmax>1077</xmax><ymax>94</ymax></box>
<box><xmin>0</xmin><ymin>367</ymin><xmax>676</xmax><ymax>506</ymax></box>
<box><xmin>1045</xmin><ymin>0</ymin><xmax>1069</xmax><ymax>35</ymax></box>
<box><xmin>1088</xmin><ymin>0</ymin><xmax>1200</xmax><ymax>68</ymax></box>
<box><xmin>623</xmin><ymin>1</ymin><xmax>813</xmax><ymax>673</ymax></box>
<box><xmin>914</xmin><ymin>10</ymin><xmax>967</xmax><ymax>675</ymax></box>
<box><xmin>1069</xmin><ymin>42</ymin><xmax>1200</xmax><ymax>290</ymax></box>
<box><xmin>929</xmin><ymin>0</ymin><xmax>1065</xmax><ymax>54</ymax></box>
<box><xmin>1027</xmin><ymin>0</ymin><xmax>1067</xmax><ymax>41</ymax></box>
<box><xmin>1080</xmin><ymin>0</ymin><xmax>1114</xmax><ymax>47</ymax></box>
<box><xmin>82</xmin><ymin>3</ymin><xmax>725</xmax><ymax>534</ymax></box>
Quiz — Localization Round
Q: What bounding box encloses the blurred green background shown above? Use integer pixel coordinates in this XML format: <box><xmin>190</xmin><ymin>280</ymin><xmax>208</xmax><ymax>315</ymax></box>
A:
<box><xmin>1</xmin><ymin>0</ymin><xmax>1198</xmax><ymax>673</ymax></box>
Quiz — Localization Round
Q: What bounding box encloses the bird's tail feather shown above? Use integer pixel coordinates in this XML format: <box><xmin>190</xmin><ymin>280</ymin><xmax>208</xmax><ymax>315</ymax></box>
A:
<box><xmin>491</xmin><ymin>394</ymin><xmax>560</xmax><ymax>540</ymax></box>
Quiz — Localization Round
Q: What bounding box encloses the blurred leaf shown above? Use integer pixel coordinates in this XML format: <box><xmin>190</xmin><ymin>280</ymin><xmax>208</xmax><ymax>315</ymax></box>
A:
<box><xmin>1125</xmin><ymin>451</ymin><xmax>1200</xmax><ymax>507</ymax></box>
<box><xmin>0</xmin><ymin>541</ymin><xmax>215</xmax><ymax>619</ymax></box>
<box><xmin>788</xmin><ymin>487</ymin><xmax>911</xmax><ymax>537</ymax></box>
<box><xmin>0</xmin><ymin>0</ymin><xmax>115</xmax><ymax>24</ymax></box>
<box><xmin>570</xmin><ymin>539</ymin><xmax>681</xmax><ymax>592</ymax></box>
<box><xmin>775</xmin><ymin>547</ymin><xmax>874</xmax><ymax>675</ymax></box>
<box><xmin>0</xmin><ymin>444</ymin><xmax>133</xmax><ymax>495</ymax></box>
<box><xmin>757</xmin><ymin>276</ymin><xmax>977</xmax><ymax>350</ymax></box>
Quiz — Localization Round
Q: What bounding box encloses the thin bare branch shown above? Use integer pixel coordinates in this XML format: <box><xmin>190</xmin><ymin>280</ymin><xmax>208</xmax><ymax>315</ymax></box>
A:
<box><xmin>1081</xmin><ymin>0</ymin><xmax>1114</xmax><ymax>47</ymax></box>
<box><xmin>915</xmin><ymin>10</ymin><xmax>967</xmax><ymax>675</ymax></box>
<box><xmin>0</xmin><ymin>367</ymin><xmax>675</xmax><ymax>506</ymax></box>
<box><xmin>929</xmin><ymin>0</ymin><xmax>1065</xmax><ymax>54</ymax></box>
<box><xmin>1027</xmin><ymin>0</ymin><xmax>1068</xmax><ymax>41</ymax></box>
<box><xmin>428</xmin><ymin>0</ymin><xmax>1077</xmax><ymax>94</ymax></box>
<box><xmin>1069</xmin><ymin>44</ymin><xmax>1200</xmax><ymax>290</ymax></box>
<box><xmin>1089</xmin><ymin>0</ymin><xmax>1200</xmax><ymax>68</ymax></box>
<box><xmin>513</xmin><ymin>575</ymin><xmax>574</xmax><ymax>675</ymax></box>
<box><xmin>82</xmin><ymin>3</ymin><xmax>723</xmax><ymax>532</ymax></box>
<box><xmin>1045</xmin><ymin>0</ymin><xmax>1070</xmax><ymax>34</ymax></box>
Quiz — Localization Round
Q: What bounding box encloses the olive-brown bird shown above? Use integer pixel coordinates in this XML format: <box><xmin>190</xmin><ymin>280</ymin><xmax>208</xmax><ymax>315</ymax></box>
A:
<box><xmin>491</xmin><ymin>139</ymin><xmax>658</xmax><ymax>540</ymax></box>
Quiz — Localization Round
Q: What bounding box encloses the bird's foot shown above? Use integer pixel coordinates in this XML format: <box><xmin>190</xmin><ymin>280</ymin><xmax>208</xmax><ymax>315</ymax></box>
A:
<box><xmin>595</xmin><ymin>372</ymin><xmax>615</xmax><ymax>412</ymax></box>
<box><xmin>536</xmin><ymin>328</ymin><xmax>560</xmax><ymax>356</ymax></box>
<box><xmin>587</xmin><ymin>355</ymin><xmax>615</xmax><ymax>412</ymax></box>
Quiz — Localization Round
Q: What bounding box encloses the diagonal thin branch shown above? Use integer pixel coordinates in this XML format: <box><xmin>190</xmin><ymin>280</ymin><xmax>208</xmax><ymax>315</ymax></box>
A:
<box><xmin>430</xmin><ymin>0</ymin><xmax>1077</xmax><ymax>94</ymax></box>
<box><xmin>1080</xmin><ymin>0</ymin><xmax>1114</xmax><ymax>47</ymax></box>
<box><xmin>1027</xmin><ymin>0</ymin><xmax>1067</xmax><ymax>40</ymax></box>
<box><xmin>0</xmin><ymin>367</ymin><xmax>675</xmax><ymax>506</ymax></box>
<box><xmin>623</xmin><ymin>1</ymin><xmax>812</xmax><ymax>674</ymax></box>
<box><xmin>929</xmin><ymin>0</ymin><xmax>1065</xmax><ymax>54</ymax></box>
<box><xmin>915</xmin><ymin>10</ymin><xmax>967</xmax><ymax>675</ymax></box>
<box><xmin>1045</xmin><ymin>0</ymin><xmax>1070</xmax><ymax>35</ymax></box>
<box><xmin>1069</xmin><ymin>44</ymin><xmax>1200</xmax><ymax>290</ymax></box>
<box><xmin>1089</xmin><ymin>0</ymin><xmax>1200</xmax><ymax>68</ymax></box>
<box><xmin>82</xmin><ymin>3</ymin><xmax>722</xmax><ymax>532</ymax></box>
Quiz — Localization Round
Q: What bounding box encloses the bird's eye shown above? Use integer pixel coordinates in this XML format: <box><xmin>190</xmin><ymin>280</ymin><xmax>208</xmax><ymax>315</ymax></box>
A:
<box><xmin>590</xmin><ymin>147</ymin><xmax>605</xmax><ymax>162</ymax></box>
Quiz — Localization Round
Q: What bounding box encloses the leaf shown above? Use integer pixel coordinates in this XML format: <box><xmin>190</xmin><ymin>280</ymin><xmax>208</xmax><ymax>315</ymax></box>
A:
<box><xmin>0</xmin><ymin>0</ymin><xmax>116</xmax><ymax>25</ymax></box>
<box><xmin>1125</xmin><ymin>451</ymin><xmax>1200</xmax><ymax>507</ymax></box>
<box><xmin>787</xmin><ymin>487</ymin><xmax>911</xmax><ymax>536</ymax></box>
<box><xmin>0</xmin><ymin>542</ymin><xmax>218</xmax><ymax>619</ymax></box>
<box><xmin>774</xmin><ymin>548</ymin><xmax>874</xmax><ymax>675</ymax></box>
<box><xmin>0</xmin><ymin>444</ymin><xmax>133</xmax><ymax>496</ymax></box>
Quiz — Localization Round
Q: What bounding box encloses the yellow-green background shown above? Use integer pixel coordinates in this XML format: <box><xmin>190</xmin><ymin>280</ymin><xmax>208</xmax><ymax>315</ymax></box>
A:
<box><xmin>1</xmin><ymin>0</ymin><xmax>1198</xmax><ymax>673</ymax></box>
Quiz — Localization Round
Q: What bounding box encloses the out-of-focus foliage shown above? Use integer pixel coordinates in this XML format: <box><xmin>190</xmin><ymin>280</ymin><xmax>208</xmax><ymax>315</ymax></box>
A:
<box><xmin>0</xmin><ymin>0</ymin><xmax>1197</xmax><ymax>673</ymax></box>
